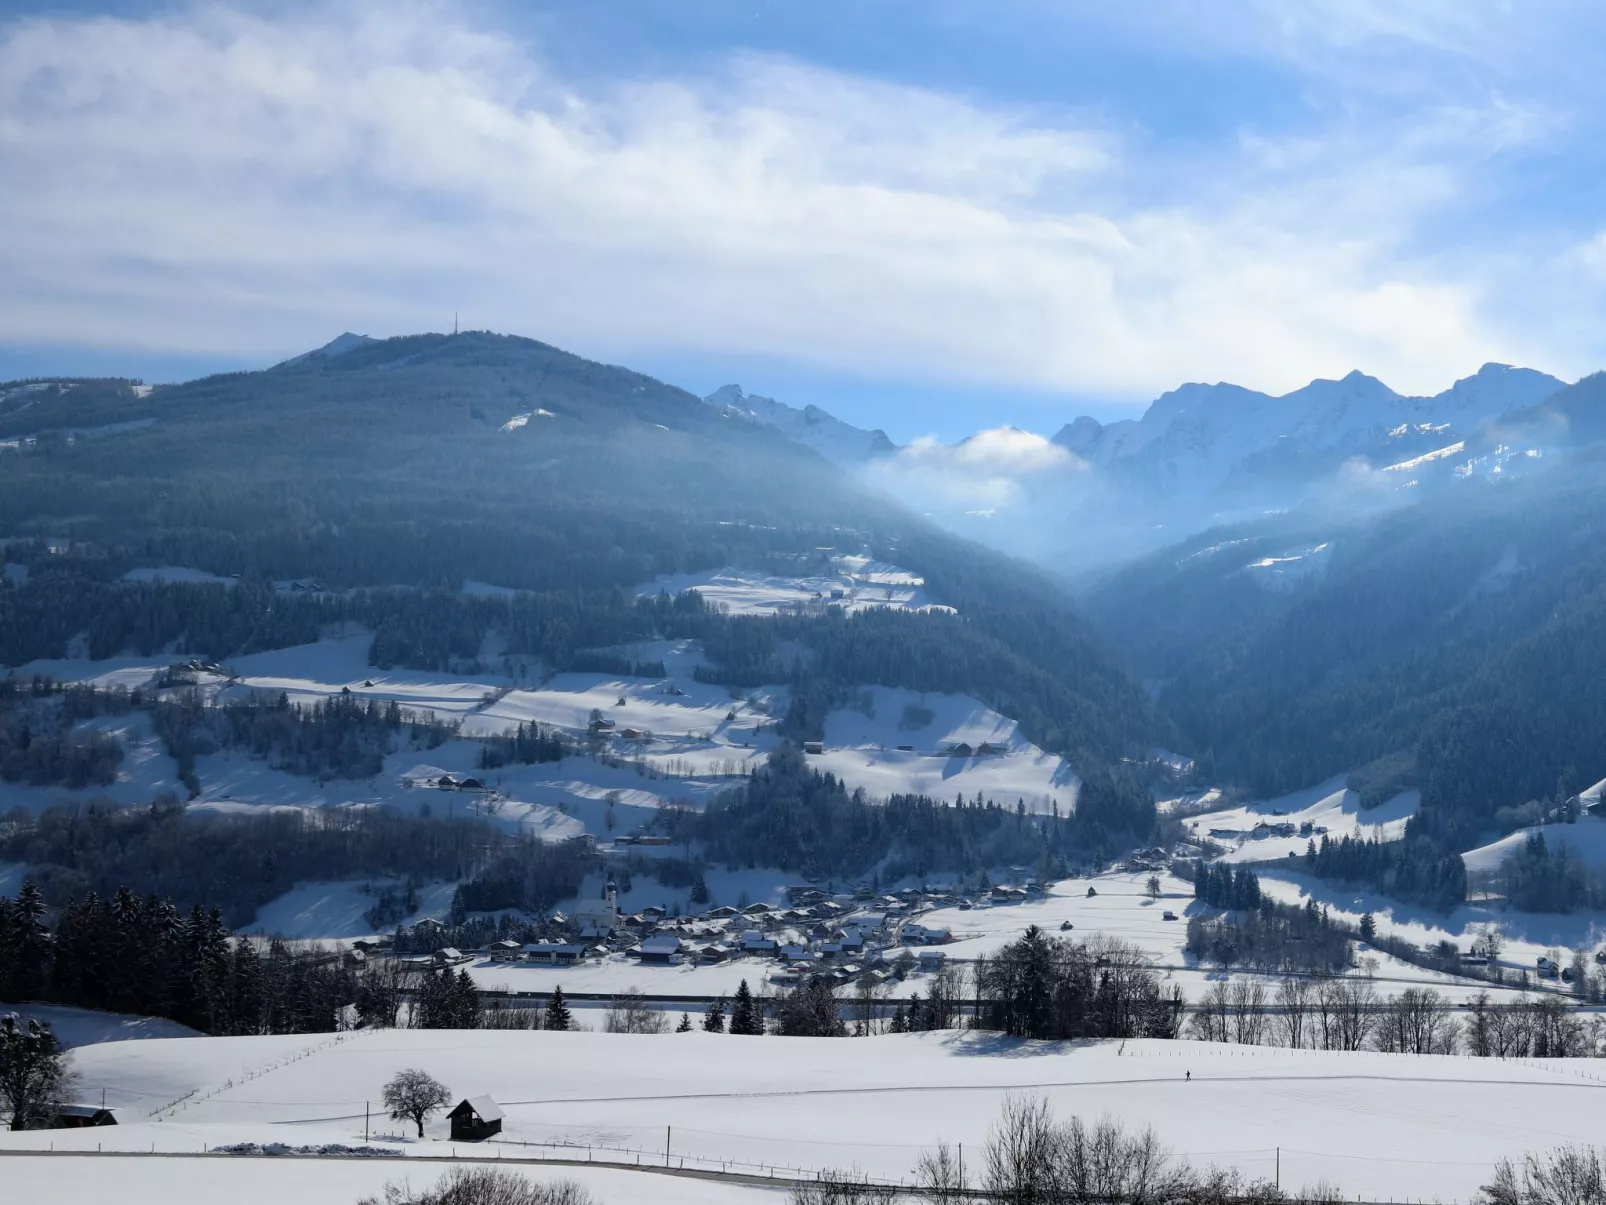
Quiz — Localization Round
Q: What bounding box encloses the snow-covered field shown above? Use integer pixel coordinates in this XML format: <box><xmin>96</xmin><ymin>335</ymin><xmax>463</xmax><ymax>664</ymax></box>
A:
<box><xmin>1255</xmin><ymin>869</ymin><xmax>1606</xmax><ymax>981</ymax></box>
<box><xmin>1</xmin><ymin>1158</ymin><xmax>775</xmax><ymax>1205</ymax></box>
<box><xmin>1463</xmin><ymin>815</ymin><xmax>1606</xmax><ymax>874</ymax></box>
<box><xmin>916</xmin><ymin>870</ymin><xmax>1539</xmax><ymax>1004</ymax></box>
<box><xmin>4</xmin><ymin>1003</ymin><xmax>200</xmax><ymax>1047</ymax></box>
<box><xmin>3</xmin><ymin>635</ymin><xmax>1082</xmax><ymax>824</ymax></box>
<box><xmin>241</xmin><ymin>881</ymin><xmax>461</xmax><ymax>941</ymax></box>
<box><xmin>635</xmin><ymin>556</ymin><xmax>954</xmax><ymax>617</ymax></box>
<box><xmin>5</xmin><ymin>1028</ymin><xmax>1604</xmax><ymax>1201</ymax></box>
<box><xmin>1183</xmin><ymin>775</ymin><xmax>1418</xmax><ymax>864</ymax></box>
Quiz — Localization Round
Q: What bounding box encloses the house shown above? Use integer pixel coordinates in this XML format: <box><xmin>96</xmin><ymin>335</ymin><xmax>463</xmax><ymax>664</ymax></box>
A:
<box><xmin>739</xmin><ymin>931</ymin><xmax>778</xmax><ymax>955</ymax></box>
<box><xmin>344</xmin><ymin>948</ymin><xmax>367</xmax><ymax>966</ymax></box>
<box><xmin>699</xmin><ymin>943</ymin><xmax>733</xmax><ymax>963</ymax></box>
<box><xmin>741</xmin><ymin>902</ymin><xmax>775</xmax><ymax>917</ymax></box>
<box><xmin>780</xmin><ymin>944</ymin><xmax>820</xmax><ymax>964</ymax></box>
<box><xmin>976</xmin><ymin>742</ymin><xmax>1005</xmax><ymax>756</ymax></box>
<box><xmin>588</xmin><ymin>717</ymin><xmax>616</xmax><ymax>735</ymax></box>
<box><xmin>707</xmin><ymin>906</ymin><xmax>741</xmax><ymax>919</ymax></box>
<box><xmin>50</xmin><ymin>1105</ymin><xmax>118</xmax><ymax>1129</ymax></box>
<box><xmin>619</xmin><ymin>728</ymin><xmax>648</xmax><ymax>741</ymax></box>
<box><xmin>523</xmin><ymin>942</ymin><xmax>587</xmax><ymax>965</ymax></box>
<box><xmin>458</xmin><ymin>777</ymin><xmax>485</xmax><ymax>791</ymax></box>
<box><xmin>432</xmin><ymin>947</ymin><xmax>464</xmax><ymax>964</ymax></box>
<box><xmin>803</xmin><ymin>741</ymin><xmax>824</xmax><ymax>755</ymax></box>
<box><xmin>636</xmin><ymin>933</ymin><xmax>685</xmax><ymax>963</ymax></box>
<box><xmin>447</xmin><ymin>1096</ymin><xmax>504</xmax><ymax>1142</ymax></box>
<box><xmin>489</xmin><ymin>939</ymin><xmax>523</xmax><ymax>962</ymax></box>
<box><xmin>635</xmin><ymin>835</ymin><xmax>671</xmax><ymax>847</ymax></box>
<box><xmin>895</xmin><ymin>744</ymin><xmax>914</xmax><ymax>752</ymax></box>
<box><xmin>412</xmin><ymin>917</ymin><xmax>446</xmax><ymax>933</ymax></box>
<box><xmin>947</xmin><ymin>742</ymin><xmax>974</xmax><ymax>758</ymax></box>
<box><xmin>917</xmin><ymin>950</ymin><xmax>947</xmax><ymax>971</ymax></box>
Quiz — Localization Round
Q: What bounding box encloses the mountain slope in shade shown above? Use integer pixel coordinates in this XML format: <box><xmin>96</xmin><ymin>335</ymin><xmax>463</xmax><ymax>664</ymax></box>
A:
<box><xmin>706</xmin><ymin>383</ymin><xmax>897</xmax><ymax>464</ymax></box>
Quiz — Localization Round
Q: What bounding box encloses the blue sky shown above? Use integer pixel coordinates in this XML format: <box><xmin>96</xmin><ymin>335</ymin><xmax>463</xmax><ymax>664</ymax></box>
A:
<box><xmin>4</xmin><ymin>1</ymin><xmax>1606</xmax><ymax>440</ymax></box>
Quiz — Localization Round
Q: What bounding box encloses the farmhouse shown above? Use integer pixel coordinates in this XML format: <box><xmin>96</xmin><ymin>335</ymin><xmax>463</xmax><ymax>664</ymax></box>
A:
<box><xmin>488</xmin><ymin>939</ymin><xmax>523</xmax><ymax>962</ymax></box>
<box><xmin>636</xmin><ymin>933</ymin><xmax>685</xmax><ymax>963</ymax></box>
<box><xmin>523</xmin><ymin>942</ymin><xmax>587</xmax><ymax>965</ymax></box>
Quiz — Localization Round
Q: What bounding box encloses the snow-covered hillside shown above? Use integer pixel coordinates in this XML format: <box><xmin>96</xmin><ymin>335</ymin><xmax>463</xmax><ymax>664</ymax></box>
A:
<box><xmin>705</xmin><ymin>384</ymin><xmax>896</xmax><ymax>464</ymax></box>
<box><xmin>5</xmin><ymin>1027</ymin><xmax>1603</xmax><ymax>1201</ymax></box>
<box><xmin>1182</xmin><ymin>775</ymin><xmax>1418</xmax><ymax>864</ymax></box>
<box><xmin>1</xmin><ymin>633</ymin><xmax>1073</xmax><ymax>837</ymax></box>
<box><xmin>635</xmin><ymin>556</ymin><xmax>954</xmax><ymax>616</ymax></box>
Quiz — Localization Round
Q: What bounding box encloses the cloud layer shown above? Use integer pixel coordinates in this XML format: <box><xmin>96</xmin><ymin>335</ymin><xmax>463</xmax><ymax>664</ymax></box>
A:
<box><xmin>865</xmin><ymin>427</ymin><xmax>1079</xmax><ymax>512</ymax></box>
<box><xmin>0</xmin><ymin>1</ymin><xmax>1601</xmax><ymax>402</ymax></box>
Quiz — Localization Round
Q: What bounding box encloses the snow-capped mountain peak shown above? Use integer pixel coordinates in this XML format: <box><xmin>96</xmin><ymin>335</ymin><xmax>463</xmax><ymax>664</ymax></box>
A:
<box><xmin>705</xmin><ymin>384</ymin><xmax>897</xmax><ymax>464</ymax></box>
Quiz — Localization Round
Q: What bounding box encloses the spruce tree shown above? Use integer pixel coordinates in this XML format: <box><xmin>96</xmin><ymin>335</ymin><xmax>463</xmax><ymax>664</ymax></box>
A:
<box><xmin>675</xmin><ymin>1012</ymin><xmax>693</xmax><ymax>1033</ymax></box>
<box><xmin>1360</xmin><ymin>912</ymin><xmax>1377</xmax><ymax>942</ymax></box>
<box><xmin>544</xmin><ymin>986</ymin><xmax>572</xmax><ymax>1031</ymax></box>
<box><xmin>729</xmin><ymin>979</ymin><xmax>763</xmax><ymax>1035</ymax></box>
<box><xmin>702</xmin><ymin>998</ymin><xmax>726</xmax><ymax>1033</ymax></box>
<box><xmin>10</xmin><ymin>882</ymin><xmax>49</xmax><ymax>1002</ymax></box>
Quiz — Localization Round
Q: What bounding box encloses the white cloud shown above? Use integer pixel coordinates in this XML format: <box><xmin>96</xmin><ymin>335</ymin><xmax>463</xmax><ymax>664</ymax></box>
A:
<box><xmin>864</xmin><ymin>427</ymin><xmax>1077</xmax><ymax>510</ymax></box>
<box><xmin>0</xmin><ymin>1</ymin><xmax>1585</xmax><ymax>401</ymax></box>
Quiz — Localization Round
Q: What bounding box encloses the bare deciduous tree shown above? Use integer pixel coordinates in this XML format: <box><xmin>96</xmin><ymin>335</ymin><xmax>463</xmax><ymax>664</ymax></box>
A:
<box><xmin>1228</xmin><ymin>979</ymin><xmax>1267</xmax><ymax>1046</ymax></box>
<box><xmin>382</xmin><ymin>1068</ymin><xmax>451</xmax><ymax>1138</ymax></box>
<box><xmin>604</xmin><ymin>989</ymin><xmax>668</xmax><ymax>1035</ymax></box>
<box><xmin>912</xmin><ymin>1142</ymin><xmax>968</xmax><ymax>1204</ymax></box>
<box><xmin>360</xmin><ymin>1166</ymin><xmax>597</xmax><ymax>1205</ymax></box>
<box><xmin>1479</xmin><ymin>1144</ymin><xmax>1606</xmax><ymax>1205</ymax></box>
<box><xmin>1273</xmin><ymin>977</ymin><xmax>1313</xmax><ymax>1050</ymax></box>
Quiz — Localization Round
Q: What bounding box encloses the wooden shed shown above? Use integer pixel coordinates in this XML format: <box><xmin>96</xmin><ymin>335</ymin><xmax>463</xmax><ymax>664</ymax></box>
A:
<box><xmin>447</xmin><ymin>1095</ymin><xmax>504</xmax><ymax>1142</ymax></box>
<box><xmin>51</xmin><ymin>1105</ymin><xmax>119</xmax><ymax>1129</ymax></box>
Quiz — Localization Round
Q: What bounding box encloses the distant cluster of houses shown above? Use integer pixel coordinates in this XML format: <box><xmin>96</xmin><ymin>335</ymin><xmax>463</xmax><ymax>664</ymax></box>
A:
<box><xmin>396</xmin><ymin>882</ymin><xmax>980</xmax><ymax>988</ymax></box>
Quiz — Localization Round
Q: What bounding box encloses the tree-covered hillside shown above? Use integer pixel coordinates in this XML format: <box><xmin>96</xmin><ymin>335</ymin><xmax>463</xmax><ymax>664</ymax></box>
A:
<box><xmin>1086</xmin><ymin>448</ymin><xmax>1606</xmax><ymax>853</ymax></box>
<box><xmin>0</xmin><ymin>332</ymin><xmax>1162</xmax><ymax>775</ymax></box>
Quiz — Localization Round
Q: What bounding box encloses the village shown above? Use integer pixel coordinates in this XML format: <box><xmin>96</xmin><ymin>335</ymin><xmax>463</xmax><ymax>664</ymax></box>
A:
<box><xmin>378</xmin><ymin>876</ymin><xmax>986</xmax><ymax>992</ymax></box>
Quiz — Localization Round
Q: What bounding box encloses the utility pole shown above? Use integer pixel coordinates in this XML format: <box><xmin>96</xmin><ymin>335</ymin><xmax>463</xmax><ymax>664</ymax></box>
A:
<box><xmin>365</xmin><ymin>1101</ymin><xmax>370</xmax><ymax>1142</ymax></box>
<box><xmin>666</xmin><ymin>1124</ymin><xmax>671</xmax><ymax>1166</ymax></box>
<box><xmin>1275</xmin><ymin>1146</ymin><xmax>1280</xmax><ymax>1189</ymax></box>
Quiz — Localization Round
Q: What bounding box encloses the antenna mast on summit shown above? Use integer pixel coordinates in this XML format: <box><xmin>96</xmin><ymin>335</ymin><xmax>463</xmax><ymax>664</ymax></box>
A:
<box><xmin>453</xmin><ymin>312</ymin><xmax>458</xmax><ymax>336</ymax></box>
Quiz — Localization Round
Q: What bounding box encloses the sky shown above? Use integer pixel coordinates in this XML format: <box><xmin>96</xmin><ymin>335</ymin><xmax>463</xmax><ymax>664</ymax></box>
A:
<box><xmin>4</xmin><ymin>1</ymin><xmax>1606</xmax><ymax>440</ymax></box>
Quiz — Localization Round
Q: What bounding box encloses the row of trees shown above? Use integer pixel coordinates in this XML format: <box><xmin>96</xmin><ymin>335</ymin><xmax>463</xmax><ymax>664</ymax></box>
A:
<box><xmin>1191</xmin><ymin>978</ymin><xmax>1600</xmax><ymax>1058</ymax></box>
<box><xmin>2</xmin><ymin>879</ymin><xmax>359</xmax><ymax>1035</ymax></box>
<box><xmin>1299</xmin><ymin>832</ymin><xmax>1468</xmax><ymax>912</ymax></box>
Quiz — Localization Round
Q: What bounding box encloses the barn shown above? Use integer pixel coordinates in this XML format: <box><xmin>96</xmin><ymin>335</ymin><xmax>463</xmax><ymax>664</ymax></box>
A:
<box><xmin>447</xmin><ymin>1096</ymin><xmax>504</xmax><ymax>1142</ymax></box>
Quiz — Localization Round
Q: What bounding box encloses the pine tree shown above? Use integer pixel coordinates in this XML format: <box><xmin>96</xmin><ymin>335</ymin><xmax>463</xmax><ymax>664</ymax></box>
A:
<box><xmin>675</xmin><ymin>1012</ymin><xmax>693</xmax><ymax>1033</ymax></box>
<box><xmin>9</xmin><ymin>882</ymin><xmax>49</xmax><ymax>1003</ymax></box>
<box><xmin>702</xmin><ymin>998</ymin><xmax>726</xmax><ymax>1033</ymax></box>
<box><xmin>690</xmin><ymin>874</ymin><xmax>710</xmax><ymax>906</ymax></box>
<box><xmin>1359</xmin><ymin>912</ymin><xmax>1377</xmax><ymax>942</ymax></box>
<box><xmin>454</xmin><ymin>969</ymin><xmax>482</xmax><ymax>1028</ymax></box>
<box><xmin>729</xmin><ymin>979</ymin><xmax>763</xmax><ymax>1035</ymax></box>
<box><xmin>544</xmin><ymin>985</ymin><xmax>572</xmax><ymax>1031</ymax></box>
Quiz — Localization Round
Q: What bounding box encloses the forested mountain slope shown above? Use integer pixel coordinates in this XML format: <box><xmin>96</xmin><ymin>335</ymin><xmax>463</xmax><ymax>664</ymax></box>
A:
<box><xmin>0</xmin><ymin>331</ymin><xmax>1161</xmax><ymax>777</ymax></box>
<box><xmin>1085</xmin><ymin>446</ymin><xmax>1606</xmax><ymax>851</ymax></box>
